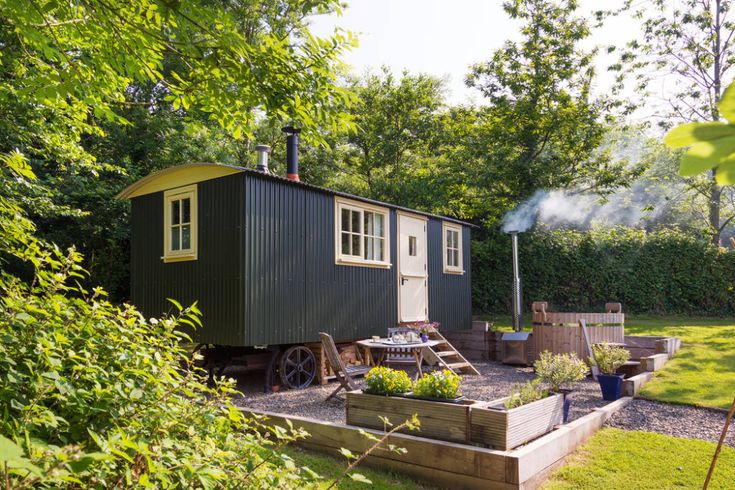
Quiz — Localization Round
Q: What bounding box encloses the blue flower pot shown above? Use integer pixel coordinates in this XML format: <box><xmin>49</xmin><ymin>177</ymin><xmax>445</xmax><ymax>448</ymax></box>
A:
<box><xmin>421</xmin><ymin>334</ymin><xmax>429</xmax><ymax>342</ymax></box>
<box><xmin>597</xmin><ymin>373</ymin><xmax>624</xmax><ymax>401</ymax></box>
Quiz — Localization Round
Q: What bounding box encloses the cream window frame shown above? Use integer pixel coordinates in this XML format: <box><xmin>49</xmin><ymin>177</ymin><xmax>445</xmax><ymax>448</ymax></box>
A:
<box><xmin>442</xmin><ymin>222</ymin><xmax>464</xmax><ymax>274</ymax></box>
<box><xmin>334</xmin><ymin>197</ymin><xmax>391</xmax><ymax>268</ymax></box>
<box><xmin>163</xmin><ymin>184</ymin><xmax>198</xmax><ymax>263</ymax></box>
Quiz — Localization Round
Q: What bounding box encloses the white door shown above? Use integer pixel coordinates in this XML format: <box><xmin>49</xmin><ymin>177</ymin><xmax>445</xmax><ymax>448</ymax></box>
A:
<box><xmin>398</xmin><ymin>213</ymin><xmax>428</xmax><ymax>322</ymax></box>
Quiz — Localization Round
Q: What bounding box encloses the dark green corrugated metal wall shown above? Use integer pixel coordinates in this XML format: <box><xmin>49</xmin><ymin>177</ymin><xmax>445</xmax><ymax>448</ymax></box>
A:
<box><xmin>130</xmin><ymin>171</ymin><xmax>471</xmax><ymax>346</ymax></box>
<box><xmin>130</xmin><ymin>174</ymin><xmax>245</xmax><ymax>344</ymax></box>
<box><xmin>427</xmin><ymin>221</ymin><xmax>472</xmax><ymax>331</ymax></box>
<box><xmin>243</xmin><ymin>175</ymin><xmax>398</xmax><ymax>345</ymax></box>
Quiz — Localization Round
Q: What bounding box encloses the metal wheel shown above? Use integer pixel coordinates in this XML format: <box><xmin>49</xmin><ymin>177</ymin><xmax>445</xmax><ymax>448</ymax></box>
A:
<box><xmin>279</xmin><ymin>345</ymin><xmax>316</xmax><ymax>389</ymax></box>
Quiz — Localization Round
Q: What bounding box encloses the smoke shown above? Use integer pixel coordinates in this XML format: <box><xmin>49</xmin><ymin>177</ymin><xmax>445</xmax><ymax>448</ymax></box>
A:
<box><xmin>501</xmin><ymin>183</ymin><xmax>667</xmax><ymax>233</ymax></box>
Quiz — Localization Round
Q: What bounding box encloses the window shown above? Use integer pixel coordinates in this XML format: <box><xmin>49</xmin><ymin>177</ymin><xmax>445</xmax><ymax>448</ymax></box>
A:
<box><xmin>408</xmin><ymin>236</ymin><xmax>417</xmax><ymax>256</ymax></box>
<box><xmin>443</xmin><ymin>222</ymin><xmax>463</xmax><ymax>274</ymax></box>
<box><xmin>163</xmin><ymin>185</ymin><xmax>197</xmax><ymax>262</ymax></box>
<box><xmin>335</xmin><ymin>197</ymin><xmax>390</xmax><ymax>267</ymax></box>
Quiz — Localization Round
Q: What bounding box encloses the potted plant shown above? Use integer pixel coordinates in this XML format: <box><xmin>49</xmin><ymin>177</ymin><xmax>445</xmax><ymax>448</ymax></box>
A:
<box><xmin>534</xmin><ymin>351</ymin><xmax>588</xmax><ymax>422</ymax></box>
<box><xmin>589</xmin><ymin>343</ymin><xmax>630</xmax><ymax>401</ymax></box>
<box><xmin>363</xmin><ymin>366</ymin><xmax>412</xmax><ymax>396</ymax></box>
<box><xmin>411</xmin><ymin>369</ymin><xmax>463</xmax><ymax>402</ymax></box>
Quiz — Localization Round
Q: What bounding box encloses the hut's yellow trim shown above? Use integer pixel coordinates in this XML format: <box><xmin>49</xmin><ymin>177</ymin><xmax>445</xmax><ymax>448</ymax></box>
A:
<box><xmin>116</xmin><ymin>163</ymin><xmax>245</xmax><ymax>199</ymax></box>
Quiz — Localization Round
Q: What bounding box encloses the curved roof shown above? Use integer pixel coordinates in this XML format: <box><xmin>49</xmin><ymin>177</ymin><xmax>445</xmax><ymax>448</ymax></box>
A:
<box><xmin>116</xmin><ymin>163</ymin><xmax>245</xmax><ymax>199</ymax></box>
<box><xmin>117</xmin><ymin>162</ymin><xmax>475</xmax><ymax>227</ymax></box>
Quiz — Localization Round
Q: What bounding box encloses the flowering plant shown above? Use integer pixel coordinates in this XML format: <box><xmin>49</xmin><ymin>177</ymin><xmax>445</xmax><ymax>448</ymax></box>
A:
<box><xmin>406</xmin><ymin>321</ymin><xmax>439</xmax><ymax>335</ymax></box>
<box><xmin>412</xmin><ymin>370</ymin><xmax>462</xmax><ymax>399</ymax></box>
<box><xmin>364</xmin><ymin>367</ymin><xmax>412</xmax><ymax>396</ymax></box>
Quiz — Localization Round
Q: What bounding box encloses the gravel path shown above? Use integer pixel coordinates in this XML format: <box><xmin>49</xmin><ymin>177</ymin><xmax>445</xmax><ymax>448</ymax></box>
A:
<box><xmin>231</xmin><ymin>361</ymin><xmax>734</xmax><ymax>448</ymax></box>
<box><xmin>231</xmin><ymin>361</ymin><xmax>609</xmax><ymax>424</ymax></box>
<box><xmin>605</xmin><ymin>398</ymin><xmax>734</xmax><ymax>447</ymax></box>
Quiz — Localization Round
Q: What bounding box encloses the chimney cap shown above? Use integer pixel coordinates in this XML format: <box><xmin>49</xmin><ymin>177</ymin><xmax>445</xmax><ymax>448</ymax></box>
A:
<box><xmin>255</xmin><ymin>144</ymin><xmax>271</xmax><ymax>153</ymax></box>
<box><xmin>281</xmin><ymin>125</ymin><xmax>301</xmax><ymax>135</ymax></box>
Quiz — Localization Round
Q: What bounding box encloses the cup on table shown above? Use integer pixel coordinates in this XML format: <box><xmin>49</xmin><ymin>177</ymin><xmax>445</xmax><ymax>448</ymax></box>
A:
<box><xmin>372</xmin><ymin>335</ymin><xmax>380</xmax><ymax>342</ymax></box>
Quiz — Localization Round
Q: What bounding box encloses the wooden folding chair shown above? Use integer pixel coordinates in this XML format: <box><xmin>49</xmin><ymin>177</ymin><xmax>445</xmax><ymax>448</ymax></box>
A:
<box><xmin>319</xmin><ymin>332</ymin><xmax>371</xmax><ymax>401</ymax></box>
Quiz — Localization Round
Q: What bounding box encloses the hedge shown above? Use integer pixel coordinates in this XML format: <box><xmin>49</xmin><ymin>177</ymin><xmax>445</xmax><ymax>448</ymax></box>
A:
<box><xmin>472</xmin><ymin>227</ymin><xmax>735</xmax><ymax>315</ymax></box>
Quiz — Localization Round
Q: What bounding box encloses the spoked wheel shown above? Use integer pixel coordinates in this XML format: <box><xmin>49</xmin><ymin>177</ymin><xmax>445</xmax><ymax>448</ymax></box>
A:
<box><xmin>279</xmin><ymin>345</ymin><xmax>316</xmax><ymax>389</ymax></box>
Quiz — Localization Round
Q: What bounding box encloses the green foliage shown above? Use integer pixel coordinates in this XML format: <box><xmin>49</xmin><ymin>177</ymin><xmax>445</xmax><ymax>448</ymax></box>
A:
<box><xmin>472</xmin><ymin>227</ymin><xmax>735</xmax><ymax>315</ymax></box>
<box><xmin>534</xmin><ymin>351</ymin><xmax>588</xmax><ymax>392</ymax></box>
<box><xmin>590</xmin><ymin>344</ymin><xmax>630</xmax><ymax>375</ymax></box>
<box><xmin>504</xmin><ymin>380</ymin><xmax>549</xmax><ymax>410</ymax></box>
<box><xmin>666</xmin><ymin>83</ymin><xmax>735</xmax><ymax>184</ymax></box>
<box><xmin>465</xmin><ymin>0</ymin><xmax>636</xmax><ymax>208</ymax></box>
<box><xmin>412</xmin><ymin>370</ymin><xmax>462</xmax><ymax>400</ymax></box>
<box><xmin>364</xmin><ymin>367</ymin><xmax>412</xmax><ymax>396</ymax></box>
<box><xmin>0</xmin><ymin>157</ymin><xmax>313</xmax><ymax>487</ymax></box>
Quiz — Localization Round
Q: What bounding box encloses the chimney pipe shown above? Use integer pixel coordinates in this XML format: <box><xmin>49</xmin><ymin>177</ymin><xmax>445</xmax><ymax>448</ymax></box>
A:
<box><xmin>510</xmin><ymin>231</ymin><xmax>523</xmax><ymax>332</ymax></box>
<box><xmin>255</xmin><ymin>144</ymin><xmax>271</xmax><ymax>173</ymax></box>
<box><xmin>282</xmin><ymin>125</ymin><xmax>301</xmax><ymax>181</ymax></box>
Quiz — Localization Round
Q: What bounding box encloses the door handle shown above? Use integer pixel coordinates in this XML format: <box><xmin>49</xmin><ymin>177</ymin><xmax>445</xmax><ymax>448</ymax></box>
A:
<box><xmin>401</xmin><ymin>276</ymin><xmax>407</xmax><ymax>286</ymax></box>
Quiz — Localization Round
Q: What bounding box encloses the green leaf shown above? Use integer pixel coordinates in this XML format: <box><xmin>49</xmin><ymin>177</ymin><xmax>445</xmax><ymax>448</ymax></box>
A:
<box><xmin>679</xmin><ymin>136</ymin><xmax>735</xmax><ymax>177</ymax></box>
<box><xmin>664</xmin><ymin>122</ymin><xmax>735</xmax><ymax>148</ymax></box>
<box><xmin>0</xmin><ymin>435</ymin><xmax>24</xmax><ymax>462</ymax></box>
<box><xmin>719</xmin><ymin>83</ymin><xmax>735</xmax><ymax>121</ymax></box>
<box><xmin>348</xmin><ymin>473</ymin><xmax>372</xmax><ymax>484</ymax></box>
<box><xmin>338</xmin><ymin>447</ymin><xmax>355</xmax><ymax>460</ymax></box>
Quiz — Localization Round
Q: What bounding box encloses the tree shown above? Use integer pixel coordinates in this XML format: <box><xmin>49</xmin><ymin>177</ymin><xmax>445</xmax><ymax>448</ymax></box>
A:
<box><xmin>465</xmin><ymin>0</ymin><xmax>635</xmax><ymax>218</ymax></box>
<box><xmin>606</xmin><ymin>0</ymin><xmax>735</xmax><ymax>244</ymax></box>
<box><xmin>0</xmin><ymin>0</ymin><xmax>355</xmax><ymax>296</ymax></box>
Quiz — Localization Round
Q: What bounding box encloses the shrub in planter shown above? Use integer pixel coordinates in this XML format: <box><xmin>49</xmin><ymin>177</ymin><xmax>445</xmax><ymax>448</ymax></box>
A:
<box><xmin>590</xmin><ymin>343</ymin><xmax>631</xmax><ymax>401</ymax></box>
<box><xmin>364</xmin><ymin>366</ymin><xmax>412</xmax><ymax>395</ymax></box>
<box><xmin>504</xmin><ymin>379</ymin><xmax>549</xmax><ymax>409</ymax></box>
<box><xmin>412</xmin><ymin>369</ymin><xmax>462</xmax><ymax>400</ymax></box>
<box><xmin>534</xmin><ymin>351</ymin><xmax>588</xmax><ymax>422</ymax></box>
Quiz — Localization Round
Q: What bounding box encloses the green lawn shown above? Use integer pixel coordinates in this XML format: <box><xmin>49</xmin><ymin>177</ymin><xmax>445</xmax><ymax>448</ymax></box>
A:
<box><xmin>485</xmin><ymin>314</ymin><xmax>735</xmax><ymax>410</ymax></box>
<box><xmin>283</xmin><ymin>446</ymin><xmax>433</xmax><ymax>489</ymax></box>
<box><xmin>543</xmin><ymin>428</ymin><xmax>735</xmax><ymax>489</ymax></box>
<box><xmin>625</xmin><ymin>316</ymin><xmax>735</xmax><ymax>410</ymax></box>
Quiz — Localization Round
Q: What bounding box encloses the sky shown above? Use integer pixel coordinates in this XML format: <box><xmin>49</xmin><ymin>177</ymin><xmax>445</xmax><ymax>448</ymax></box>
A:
<box><xmin>309</xmin><ymin>0</ymin><xmax>637</xmax><ymax>106</ymax></box>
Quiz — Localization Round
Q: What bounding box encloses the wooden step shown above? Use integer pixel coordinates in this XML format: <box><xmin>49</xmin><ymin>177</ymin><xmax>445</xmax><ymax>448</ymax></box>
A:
<box><xmin>445</xmin><ymin>362</ymin><xmax>471</xmax><ymax>370</ymax></box>
<box><xmin>435</xmin><ymin>351</ymin><xmax>459</xmax><ymax>358</ymax></box>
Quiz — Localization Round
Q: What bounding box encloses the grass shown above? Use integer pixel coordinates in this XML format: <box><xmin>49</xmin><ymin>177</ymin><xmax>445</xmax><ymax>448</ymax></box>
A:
<box><xmin>282</xmin><ymin>446</ymin><xmax>433</xmax><ymax>489</ymax></box>
<box><xmin>484</xmin><ymin>313</ymin><xmax>735</xmax><ymax>410</ymax></box>
<box><xmin>543</xmin><ymin>428</ymin><xmax>735</xmax><ymax>489</ymax></box>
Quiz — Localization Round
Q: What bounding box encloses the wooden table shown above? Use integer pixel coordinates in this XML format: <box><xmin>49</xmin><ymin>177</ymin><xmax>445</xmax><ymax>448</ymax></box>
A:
<box><xmin>355</xmin><ymin>339</ymin><xmax>439</xmax><ymax>379</ymax></box>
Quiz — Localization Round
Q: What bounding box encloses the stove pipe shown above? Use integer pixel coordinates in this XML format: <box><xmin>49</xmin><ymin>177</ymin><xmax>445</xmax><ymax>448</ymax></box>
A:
<box><xmin>510</xmin><ymin>231</ymin><xmax>523</xmax><ymax>332</ymax></box>
<box><xmin>282</xmin><ymin>125</ymin><xmax>300</xmax><ymax>181</ymax></box>
<box><xmin>255</xmin><ymin>144</ymin><xmax>271</xmax><ymax>173</ymax></box>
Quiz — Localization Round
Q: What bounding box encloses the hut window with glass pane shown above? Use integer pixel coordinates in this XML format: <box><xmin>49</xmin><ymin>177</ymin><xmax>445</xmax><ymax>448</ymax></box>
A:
<box><xmin>163</xmin><ymin>185</ymin><xmax>198</xmax><ymax>262</ymax></box>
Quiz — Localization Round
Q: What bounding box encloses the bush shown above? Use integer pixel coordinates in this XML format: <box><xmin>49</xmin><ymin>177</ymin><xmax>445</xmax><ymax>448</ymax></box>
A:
<box><xmin>590</xmin><ymin>343</ymin><xmax>631</xmax><ymax>375</ymax></box>
<box><xmin>0</xmin><ymin>156</ymin><xmax>314</xmax><ymax>487</ymax></box>
<box><xmin>504</xmin><ymin>380</ymin><xmax>549</xmax><ymax>410</ymax></box>
<box><xmin>534</xmin><ymin>351</ymin><xmax>588</xmax><ymax>392</ymax></box>
<box><xmin>412</xmin><ymin>370</ymin><xmax>462</xmax><ymax>399</ymax></box>
<box><xmin>472</xmin><ymin>227</ymin><xmax>735</xmax><ymax>315</ymax></box>
<box><xmin>364</xmin><ymin>367</ymin><xmax>412</xmax><ymax>396</ymax></box>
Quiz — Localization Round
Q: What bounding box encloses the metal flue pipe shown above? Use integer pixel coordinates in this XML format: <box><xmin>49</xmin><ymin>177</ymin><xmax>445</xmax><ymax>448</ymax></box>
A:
<box><xmin>510</xmin><ymin>231</ymin><xmax>523</xmax><ymax>332</ymax></box>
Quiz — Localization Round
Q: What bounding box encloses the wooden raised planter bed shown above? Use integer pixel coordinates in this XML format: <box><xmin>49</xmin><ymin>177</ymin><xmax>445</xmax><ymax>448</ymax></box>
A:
<box><xmin>346</xmin><ymin>390</ymin><xmax>478</xmax><ymax>443</ymax></box>
<box><xmin>470</xmin><ymin>393</ymin><xmax>564</xmax><ymax>450</ymax></box>
<box><xmin>346</xmin><ymin>390</ymin><xmax>563</xmax><ymax>450</ymax></box>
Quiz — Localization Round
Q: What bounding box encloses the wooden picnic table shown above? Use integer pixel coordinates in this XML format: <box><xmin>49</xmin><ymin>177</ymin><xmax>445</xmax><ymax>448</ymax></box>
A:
<box><xmin>355</xmin><ymin>338</ymin><xmax>439</xmax><ymax>379</ymax></box>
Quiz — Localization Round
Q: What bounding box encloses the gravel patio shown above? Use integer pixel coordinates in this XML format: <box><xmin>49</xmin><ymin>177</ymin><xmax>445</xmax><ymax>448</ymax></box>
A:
<box><xmin>229</xmin><ymin>360</ymin><xmax>733</xmax><ymax>448</ymax></box>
